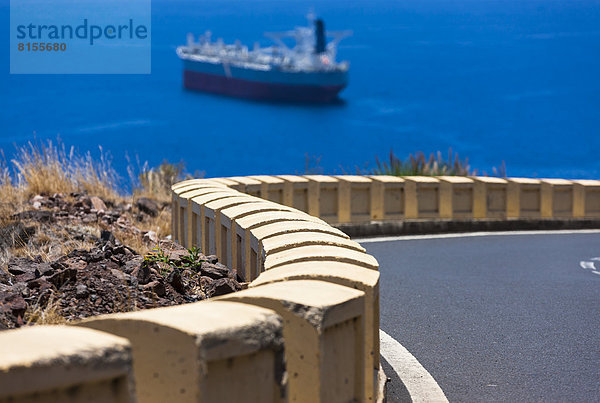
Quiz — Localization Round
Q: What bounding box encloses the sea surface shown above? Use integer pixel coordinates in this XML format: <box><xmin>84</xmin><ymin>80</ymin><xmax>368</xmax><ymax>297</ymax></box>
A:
<box><xmin>1</xmin><ymin>0</ymin><xmax>599</xmax><ymax>180</ymax></box>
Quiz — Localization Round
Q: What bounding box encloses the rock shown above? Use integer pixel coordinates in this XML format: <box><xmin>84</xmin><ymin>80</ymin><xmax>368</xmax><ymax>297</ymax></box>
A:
<box><xmin>100</xmin><ymin>230</ymin><xmax>117</xmax><ymax>244</ymax></box>
<box><xmin>136</xmin><ymin>197</ymin><xmax>159</xmax><ymax>217</ymax></box>
<box><xmin>200</xmin><ymin>262</ymin><xmax>230</xmax><ymax>280</ymax></box>
<box><xmin>89</xmin><ymin>196</ymin><xmax>107</xmax><ymax>212</ymax></box>
<box><xmin>0</xmin><ymin>195</ymin><xmax>241</xmax><ymax>328</ymax></box>
<box><xmin>76</xmin><ymin>284</ymin><xmax>89</xmax><ymax>298</ymax></box>
<box><xmin>1</xmin><ymin>292</ymin><xmax>27</xmax><ymax>319</ymax></box>
<box><xmin>52</xmin><ymin>258</ymin><xmax>86</xmax><ymax>272</ymax></box>
<box><xmin>81</xmin><ymin>213</ymin><xmax>97</xmax><ymax>223</ymax></box>
<box><xmin>27</xmin><ymin>278</ymin><xmax>53</xmax><ymax>291</ymax></box>
<box><xmin>54</xmin><ymin>211</ymin><xmax>68</xmax><ymax>219</ymax></box>
<box><xmin>205</xmin><ymin>255</ymin><xmax>219</xmax><ymax>264</ymax></box>
<box><xmin>166</xmin><ymin>248</ymin><xmax>189</xmax><ymax>263</ymax></box>
<box><xmin>110</xmin><ymin>245</ymin><xmax>127</xmax><ymax>258</ymax></box>
<box><xmin>231</xmin><ymin>269</ymin><xmax>245</xmax><ymax>283</ymax></box>
<box><xmin>116</xmin><ymin>215</ymin><xmax>131</xmax><ymax>229</ymax></box>
<box><xmin>11</xmin><ymin>210</ymin><xmax>54</xmax><ymax>223</ymax></box>
<box><xmin>204</xmin><ymin>277</ymin><xmax>241</xmax><ymax>297</ymax></box>
<box><xmin>34</xmin><ymin>263</ymin><xmax>54</xmax><ymax>277</ymax></box>
<box><xmin>31</xmin><ymin>195</ymin><xmax>44</xmax><ymax>203</ymax></box>
<box><xmin>166</xmin><ymin>269</ymin><xmax>185</xmax><ymax>294</ymax></box>
<box><xmin>0</xmin><ymin>270</ymin><xmax>11</xmax><ymax>285</ymax></box>
<box><xmin>123</xmin><ymin>257</ymin><xmax>142</xmax><ymax>274</ymax></box>
<box><xmin>30</xmin><ymin>195</ymin><xmax>44</xmax><ymax>210</ymax></box>
<box><xmin>216</xmin><ymin>277</ymin><xmax>241</xmax><ymax>296</ymax></box>
<box><xmin>14</xmin><ymin>272</ymin><xmax>36</xmax><ymax>283</ymax></box>
<box><xmin>143</xmin><ymin>230</ymin><xmax>159</xmax><ymax>245</ymax></box>
<box><xmin>74</xmin><ymin>197</ymin><xmax>92</xmax><ymax>209</ymax></box>
<box><xmin>0</xmin><ymin>223</ymin><xmax>36</xmax><ymax>249</ymax></box>
<box><xmin>7</xmin><ymin>258</ymin><xmax>54</xmax><ymax>279</ymax></box>
<box><xmin>110</xmin><ymin>268</ymin><xmax>133</xmax><ymax>284</ymax></box>
<box><xmin>143</xmin><ymin>281</ymin><xmax>166</xmax><ymax>297</ymax></box>
<box><xmin>47</xmin><ymin>268</ymin><xmax>78</xmax><ymax>288</ymax></box>
<box><xmin>133</xmin><ymin>264</ymin><xmax>151</xmax><ymax>285</ymax></box>
<box><xmin>10</xmin><ymin>282</ymin><xmax>28</xmax><ymax>295</ymax></box>
<box><xmin>7</xmin><ymin>258</ymin><xmax>37</xmax><ymax>276</ymax></box>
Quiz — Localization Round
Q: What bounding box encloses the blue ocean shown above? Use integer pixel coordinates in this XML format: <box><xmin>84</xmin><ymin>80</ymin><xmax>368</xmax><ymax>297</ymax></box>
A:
<box><xmin>1</xmin><ymin>0</ymin><xmax>599</xmax><ymax>179</ymax></box>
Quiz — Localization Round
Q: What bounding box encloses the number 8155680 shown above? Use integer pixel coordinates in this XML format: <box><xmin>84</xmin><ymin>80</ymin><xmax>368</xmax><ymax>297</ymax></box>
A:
<box><xmin>18</xmin><ymin>43</ymin><xmax>67</xmax><ymax>51</ymax></box>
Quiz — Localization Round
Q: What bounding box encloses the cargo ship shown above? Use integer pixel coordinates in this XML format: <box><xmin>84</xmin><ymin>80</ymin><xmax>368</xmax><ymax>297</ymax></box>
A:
<box><xmin>176</xmin><ymin>15</ymin><xmax>351</xmax><ymax>102</ymax></box>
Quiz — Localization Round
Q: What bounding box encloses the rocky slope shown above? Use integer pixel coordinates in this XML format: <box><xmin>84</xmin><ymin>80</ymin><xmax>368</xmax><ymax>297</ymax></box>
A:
<box><xmin>0</xmin><ymin>192</ymin><xmax>242</xmax><ymax>329</ymax></box>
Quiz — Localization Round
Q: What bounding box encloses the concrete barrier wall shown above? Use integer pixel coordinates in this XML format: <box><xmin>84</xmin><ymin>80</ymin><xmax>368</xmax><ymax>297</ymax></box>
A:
<box><xmin>172</xmin><ymin>176</ymin><xmax>600</xmax><ymax>231</ymax></box>
<box><xmin>0</xmin><ymin>326</ymin><xmax>135</xmax><ymax>402</ymax></box>
<box><xmin>76</xmin><ymin>301</ymin><xmax>286</xmax><ymax>403</ymax></box>
<box><xmin>165</xmin><ymin>174</ymin><xmax>600</xmax><ymax>402</ymax></box>
<box><xmin>173</xmin><ymin>176</ymin><xmax>600</xmax><ymax>249</ymax></box>
<box><xmin>4</xmin><ymin>174</ymin><xmax>598</xmax><ymax>402</ymax></box>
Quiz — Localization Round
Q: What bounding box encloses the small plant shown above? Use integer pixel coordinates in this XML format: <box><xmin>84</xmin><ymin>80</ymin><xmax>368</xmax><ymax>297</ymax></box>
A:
<box><xmin>373</xmin><ymin>148</ymin><xmax>473</xmax><ymax>177</ymax></box>
<box><xmin>144</xmin><ymin>245</ymin><xmax>170</xmax><ymax>265</ymax></box>
<box><xmin>370</xmin><ymin>148</ymin><xmax>507</xmax><ymax>177</ymax></box>
<box><xmin>143</xmin><ymin>246</ymin><xmax>170</xmax><ymax>275</ymax></box>
<box><xmin>181</xmin><ymin>246</ymin><xmax>204</xmax><ymax>269</ymax></box>
<box><xmin>143</xmin><ymin>245</ymin><xmax>205</xmax><ymax>276</ymax></box>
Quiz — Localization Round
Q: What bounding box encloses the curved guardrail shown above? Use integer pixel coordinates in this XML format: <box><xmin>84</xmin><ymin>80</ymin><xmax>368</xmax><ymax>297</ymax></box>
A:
<box><xmin>1</xmin><ymin>174</ymin><xmax>598</xmax><ymax>402</ymax></box>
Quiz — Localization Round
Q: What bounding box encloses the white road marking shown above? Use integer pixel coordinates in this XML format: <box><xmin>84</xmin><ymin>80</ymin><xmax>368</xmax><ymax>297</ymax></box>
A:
<box><xmin>592</xmin><ymin>271</ymin><xmax>600</xmax><ymax>276</ymax></box>
<box><xmin>592</xmin><ymin>257</ymin><xmax>600</xmax><ymax>261</ymax></box>
<box><xmin>580</xmin><ymin>261</ymin><xmax>596</xmax><ymax>270</ymax></box>
<box><xmin>380</xmin><ymin>329</ymin><xmax>448</xmax><ymax>403</ymax></box>
<box><xmin>356</xmin><ymin>229</ymin><xmax>600</xmax><ymax>244</ymax></box>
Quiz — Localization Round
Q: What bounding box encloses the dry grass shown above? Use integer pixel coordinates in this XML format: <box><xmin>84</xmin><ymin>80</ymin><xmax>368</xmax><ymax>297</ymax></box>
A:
<box><xmin>139</xmin><ymin>208</ymin><xmax>172</xmax><ymax>238</ymax></box>
<box><xmin>133</xmin><ymin>160</ymin><xmax>187</xmax><ymax>203</ymax></box>
<box><xmin>0</xmin><ymin>140</ymin><xmax>184</xmax><ymax>265</ymax></box>
<box><xmin>0</xmin><ymin>141</ymin><xmax>194</xmax><ymax>328</ymax></box>
<box><xmin>11</xmin><ymin>141</ymin><xmax>120</xmax><ymax>202</ymax></box>
<box><xmin>24</xmin><ymin>294</ymin><xmax>67</xmax><ymax>326</ymax></box>
<box><xmin>0</xmin><ymin>153</ymin><xmax>24</xmax><ymax>219</ymax></box>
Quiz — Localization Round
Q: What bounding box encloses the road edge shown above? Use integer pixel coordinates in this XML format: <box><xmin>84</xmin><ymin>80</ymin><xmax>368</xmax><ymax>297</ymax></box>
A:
<box><xmin>336</xmin><ymin>218</ymin><xmax>600</xmax><ymax>239</ymax></box>
<box><xmin>379</xmin><ymin>329</ymin><xmax>448</xmax><ymax>403</ymax></box>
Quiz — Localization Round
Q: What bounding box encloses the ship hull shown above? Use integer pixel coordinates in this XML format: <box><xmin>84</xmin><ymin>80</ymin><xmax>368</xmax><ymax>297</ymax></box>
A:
<box><xmin>181</xmin><ymin>59</ymin><xmax>348</xmax><ymax>102</ymax></box>
<box><xmin>183</xmin><ymin>70</ymin><xmax>345</xmax><ymax>102</ymax></box>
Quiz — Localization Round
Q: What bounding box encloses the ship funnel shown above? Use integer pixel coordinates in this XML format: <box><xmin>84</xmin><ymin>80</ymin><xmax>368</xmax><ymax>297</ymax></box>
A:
<box><xmin>314</xmin><ymin>18</ymin><xmax>326</xmax><ymax>54</ymax></box>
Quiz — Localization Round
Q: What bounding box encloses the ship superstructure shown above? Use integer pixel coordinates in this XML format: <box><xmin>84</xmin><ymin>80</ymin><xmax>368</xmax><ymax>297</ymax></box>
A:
<box><xmin>176</xmin><ymin>15</ymin><xmax>351</xmax><ymax>102</ymax></box>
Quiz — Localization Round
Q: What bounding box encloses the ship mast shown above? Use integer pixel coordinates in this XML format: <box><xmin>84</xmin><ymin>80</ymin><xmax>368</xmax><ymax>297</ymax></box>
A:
<box><xmin>263</xmin><ymin>14</ymin><xmax>352</xmax><ymax>70</ymax></box>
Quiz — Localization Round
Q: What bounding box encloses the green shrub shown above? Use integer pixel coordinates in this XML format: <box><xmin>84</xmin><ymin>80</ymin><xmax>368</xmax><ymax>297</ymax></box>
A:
<box><xmin>372</xmin><ymin>148</ymin><xmax>506</xmax><ymax>177</ymax></box>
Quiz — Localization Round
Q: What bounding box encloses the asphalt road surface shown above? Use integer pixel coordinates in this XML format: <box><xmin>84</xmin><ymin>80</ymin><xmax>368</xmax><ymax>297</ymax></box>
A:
<box><xmin>361</xmin><ymin>231</ymin><xmax>600</xmax><ymax>402</ymax></box>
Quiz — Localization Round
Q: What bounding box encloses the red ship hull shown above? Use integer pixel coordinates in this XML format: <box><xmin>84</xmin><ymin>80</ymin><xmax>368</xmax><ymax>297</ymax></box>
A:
<box><xmin>183</xmin><ymin>70</ymin><xmax>346</xmax><ymax>103</ymax></box>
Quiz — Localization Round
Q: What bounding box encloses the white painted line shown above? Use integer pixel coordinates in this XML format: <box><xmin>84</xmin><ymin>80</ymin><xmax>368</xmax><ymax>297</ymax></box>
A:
<box><xmin>380</xmin><ymin>329</ymin><xmax>448</xmax><ymax>403</ymax></box>
<box><xmin>356</xmin><ymin>229</ymin><xmax>600</xmax><ymax>244</ymax></box>
<box><xmin>580</xmin><ymin>261</ymin><xmax>596</xmax><ymax>270</ymax></box>
<box><xmin>592</xmin><ymin>271</ymin><xmax>600</xmax><ymax>276</ymax></box>
<box><xmin>592</xmin><ymin>257</ymin><xmax>600</xmax><ymax>261</ymax></box>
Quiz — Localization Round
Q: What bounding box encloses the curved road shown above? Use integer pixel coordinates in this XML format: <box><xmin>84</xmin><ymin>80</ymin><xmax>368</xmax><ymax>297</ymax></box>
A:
<box><xmin>360</xmin><ymin>230</ymin><xmax>600</xmax><ymax>402</ymax></box>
